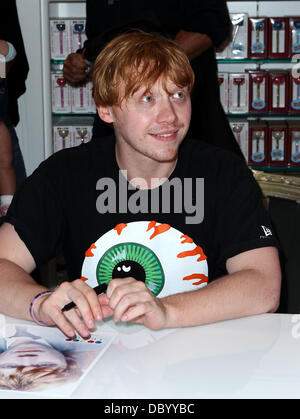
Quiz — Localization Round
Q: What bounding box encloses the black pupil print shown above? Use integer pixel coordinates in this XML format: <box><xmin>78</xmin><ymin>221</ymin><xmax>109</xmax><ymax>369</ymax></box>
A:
<box><xmin>96</xmin><ymin>242</ymin><xmax>165</xmax><ymax>296</ymax></box>
<box><xmin>112</xmin><ymin>261</ymin><xmax>146</xmax><ymax>282</ymax></box>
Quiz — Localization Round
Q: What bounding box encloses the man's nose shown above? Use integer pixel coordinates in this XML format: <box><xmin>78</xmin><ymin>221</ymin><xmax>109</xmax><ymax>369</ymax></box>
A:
<box><xmin>156</xmin><ymin>98</ymin><xmax>177</xmax><ymax>124</ymax></box>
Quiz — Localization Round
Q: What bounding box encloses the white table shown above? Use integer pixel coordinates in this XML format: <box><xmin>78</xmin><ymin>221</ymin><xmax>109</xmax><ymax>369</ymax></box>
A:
<box><xmin>1</xmin><ymin>313</ymin><xmax>300</xmax><ymax>399</ymax></box>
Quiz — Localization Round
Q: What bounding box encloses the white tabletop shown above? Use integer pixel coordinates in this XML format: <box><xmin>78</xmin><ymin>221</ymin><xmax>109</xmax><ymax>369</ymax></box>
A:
<box><xmin>1</xmin><ymin>313</ymin><xmax>300</xmax><ymax>399</ymax></box>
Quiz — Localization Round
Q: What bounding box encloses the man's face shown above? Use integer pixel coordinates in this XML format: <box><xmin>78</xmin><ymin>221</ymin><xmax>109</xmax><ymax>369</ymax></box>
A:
<box><xmin>98</xmin><ymin>77</ymin><xmax>191</xmax><ymax>165</ymax></box>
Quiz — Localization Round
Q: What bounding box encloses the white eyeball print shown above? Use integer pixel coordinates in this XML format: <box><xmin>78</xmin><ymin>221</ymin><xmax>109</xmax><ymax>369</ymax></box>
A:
<box><xmin>81</xmin><ymin>220</ymin><xmax>208</xmax><ymax>298</ymax></box>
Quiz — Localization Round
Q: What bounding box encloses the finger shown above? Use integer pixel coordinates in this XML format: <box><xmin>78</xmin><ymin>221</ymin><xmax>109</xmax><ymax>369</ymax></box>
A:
<box><xmin>73</xmin><ymin>279</ymin><xmax>103</xmax><ymax>323</ymax></box>
<box><xmin>64</xmin><ymin>308</ymin><xmax>91</xmax><ymax>338</ymax></box>
<box><xmin>50</xmin><ymin>281</ymin><xmax>95</xmax><ymax>330</ymax></box>
<box><xmin>43</xmin><ymin>303</ymin><xmax>76</xmax><ymax>338</ymax></box>
<box><xmin>112</xmin><ymin>289</ymin><xmax>149</xmax><ymax>323</ymax></box>
<box><xmin>98</xmin><ymin>293</ymin><xmax>113</xmax><ymax>319</ymax></box>
<box><xmin>108</xmin><ymin>279</ymin><xmax>147</xmax><ymax>311</ymax></box>
<box><xmin>120</xmin><ymin>302</ymin><xmax>151</xmax><ymax>323</ymax></box>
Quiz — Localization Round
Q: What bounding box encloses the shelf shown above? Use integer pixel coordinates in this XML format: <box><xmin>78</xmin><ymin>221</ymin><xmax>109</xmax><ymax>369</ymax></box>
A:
<box><xmin>217</xmin><ymin>58</ymin><xmax>300</xmax><ymax>64</ymax></box>
<box><xmin>249</xmin><ymin>166</ymin><xmax>300</xmax><ymax>172</ymax></box>
<box><xmin>226</xmin><ymin>113</ymin><xmax>300</xmax><ymax>118</ymax></box>
<box><xmin>52</xmin><ymin>113</ymin><xmax>95</xmax><ymax>117</ymax></box>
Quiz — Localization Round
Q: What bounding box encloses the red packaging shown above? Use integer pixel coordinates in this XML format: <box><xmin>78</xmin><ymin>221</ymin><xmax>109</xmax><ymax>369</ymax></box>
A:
<box><xmin>268</xmin><ymin>121</ymin><xmax>288</xmax><ymax>167</ymax></box>
<box><xmin>269</xmin><ymin>71</ymin><xmax>289</xmax><ymax>113</ymax></box>
<box><xmin>289</xmin><ymin>17</ymin><xmax>300</xmax><ymax>58</ymax></box>
<box><xmin>248</xmin><ymin>70</ymin><xmax>269</xmax><ymax>113</ymax></box>
<box><xmin>248</xmin><ymin>17</ymin><xmax>268</xmax><ymax>58</ymax></box>
<box><xmin>289</xmin><ymin>73</ymin><xmax>300</xmax><ymax>113</ymax></box>
<box><xmin>287</xmin><ymin>122</ymin><xmax>300</xmax><ymax>167</ymax></box>
<box><xmin>268</xmin><ymin>17</ymin><xmax>289</xmax><ymax>58</ymax></box>
<box><xmin>249</xmin><ymin>121</ymin><xmax>269</xmax><ymax>167</ymax></box>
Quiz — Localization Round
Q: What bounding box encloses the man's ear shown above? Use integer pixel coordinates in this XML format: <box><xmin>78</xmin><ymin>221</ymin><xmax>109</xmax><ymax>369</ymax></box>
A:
<box><xmin>97</xmin><ymin>105</ymin><xmax>114</xmax><ymax>123</ymax></box>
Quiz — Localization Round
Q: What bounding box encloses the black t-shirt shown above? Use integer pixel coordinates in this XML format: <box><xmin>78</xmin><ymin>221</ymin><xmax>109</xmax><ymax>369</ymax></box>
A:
<box><xmin>6</xmin><ymin>137</ymin><xmax>278</xmax><ymax>296</ymax></box>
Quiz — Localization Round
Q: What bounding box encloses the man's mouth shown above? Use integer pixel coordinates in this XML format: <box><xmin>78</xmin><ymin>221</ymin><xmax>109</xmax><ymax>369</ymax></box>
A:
<box><xmin>149</xmin><ymin>129</ymin><xmax>179</xmax><ymax>141</ymax></box>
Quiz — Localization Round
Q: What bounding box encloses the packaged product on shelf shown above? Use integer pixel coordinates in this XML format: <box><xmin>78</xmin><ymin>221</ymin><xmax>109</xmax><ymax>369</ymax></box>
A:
<box><xmin>216</xmin><ymin>47</ymin><xmax>229</xmax><ymax>60</ymax></box>
<box><xmin>50</xmin><ymin>19</ymin><xmax>72</xmax><ymax>60</ymax></box>
<box><xmin>53</xmin><ymin>117</ymin><xmax>93</xmax><ymax>153</ymax></box>
<box><xmin>229</xmin><ymin>73</ymin><xmax>249</xmax><ymax>113</ymax></box>
<box><xmin>249</xmin><ymin>121</ymin><xmax>269</xmax><ymax>167</ymax></box>
<box><xmin>289</xmin><ymin>73</ymin><xmax>300</xmax><ymax>113</ymax></box>
<box><xmin>289</xmin><ymin>17</ymin><xmax>300</xmax><ymax>57</ymax></box>
<box><xmin>230</xmin><ymin>120</ymin><xmax>249</xmax><ymax>162</ymax></box>
<box><xmin>86</xmin><ymin>80</ymin><xmax>97</xmax><ymax>113</ymax></box>
<box><xmin>73</xmin><ymin>120</ymin><xmax>93</xmax><ymax>146</ymax></box>
<box><xmin>71</xmin><ymin>19</ymin><xmax>87</xmax><ymax>53</ymax></box>
<box><xmin>72</xmin><ymin>83</ymin><xmax>95</xmax><ymax>114</ymax></box>
<box><xmin>248</xmin><ymin>17</ymin><xmax>268</xmax><ymax>58</ymax></box>
<box><xmin>268</xmin><ymin>17</ymin><xmax>289</xmax><ymax>59</ymax></box>
<box><xmin>287</xmin><ymin>121</ymin><xmax>300</xmax><ymax>166</ymax></box>
<box><xmin>53</xmin><ymin>123</ymin><xmax>73</xmax><ymax>152</ymax></box>
<box><xmin>229</xmin><ymin>13</ymin><xmax>248</xmax><ymax>59</ymax></box>
<box><xmin>269</xmin><ymin>71</ymin><xmax>289</xmax><ymax>113</ymax></box>
<box><xmin>217</xmin><ymin>73</ymin><xmax>229</xmax><ymax>113</ymax></box>
<box><xmin>248</xmin><ymin>70</ymin><xmax>269</xmax><ymax>113</ymax></box>
<box><xmin>51</xmin><ymin>72</ymin><xmax>72</xmax><ymax>113</ymax></box>
<box><xmin>268</xmin><ymin>121</ymin><xmax>288</xmax><ymax>167</ymax></box>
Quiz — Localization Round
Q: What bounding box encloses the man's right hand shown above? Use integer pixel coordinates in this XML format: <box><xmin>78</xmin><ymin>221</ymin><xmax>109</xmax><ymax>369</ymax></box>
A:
<box><xmin>63</xmin><ymin>52</ymin><xmax>88</xmax><ymax>84</ymax></box>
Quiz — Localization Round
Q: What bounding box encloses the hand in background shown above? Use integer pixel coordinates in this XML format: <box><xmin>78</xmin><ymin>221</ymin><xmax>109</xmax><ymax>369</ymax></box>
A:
<box><xmin>63</xmin><ymin>52</ymin><xmax>88</xmax><ymax>85</ymax></box>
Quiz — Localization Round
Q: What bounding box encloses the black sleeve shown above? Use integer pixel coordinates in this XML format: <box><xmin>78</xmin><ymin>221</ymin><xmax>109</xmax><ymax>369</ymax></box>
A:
<box><xmin>213</xmin><ymin>153</ymin><xmax>279</xmax><ymax>269</ymax></box>
<box><xmin>181</xmin><ymin>0</ymin><xmax>232</xmax><ymax>49</ymax></box>
<box><xmin>5</xmin><ymin>156</ymin><xmax>66</xmax><ymax>267</ymax></box>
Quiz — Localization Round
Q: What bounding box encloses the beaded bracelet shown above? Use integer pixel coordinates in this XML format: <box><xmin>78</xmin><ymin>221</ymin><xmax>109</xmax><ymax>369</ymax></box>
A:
<box><xmin>29</xmin><ymin>290</ymin><xmax>52</xmax><ymax>326</ymax></box>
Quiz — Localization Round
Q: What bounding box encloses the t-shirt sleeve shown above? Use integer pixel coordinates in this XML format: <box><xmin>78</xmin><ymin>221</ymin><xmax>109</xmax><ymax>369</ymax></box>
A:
<box><xmin>181</xmin><ymin>0</ymin><xmax>232</xmax><ymax>48</ymax></box>
<box><xmin>213</xmin><ymin>153</ymin><xmax>279</xmax><ymax>269</ymax></box>
<box><xmin>5</xmin><ymin>156</ymin><xmax>65</xmax><ymax>267</ymax></box>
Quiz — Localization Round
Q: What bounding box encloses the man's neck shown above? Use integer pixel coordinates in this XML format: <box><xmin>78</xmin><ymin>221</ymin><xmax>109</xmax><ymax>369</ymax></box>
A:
<box><xmin>115</xmin><ymin>142</ymin><xmax>178</xmax><ymax>190</ymax></box>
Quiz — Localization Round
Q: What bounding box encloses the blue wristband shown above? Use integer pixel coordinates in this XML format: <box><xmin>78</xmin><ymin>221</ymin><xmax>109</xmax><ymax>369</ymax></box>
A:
<box><xmin>0</xmin><ymin>42</ymin><xmax>17</xmax><ymax>63</ymax></box>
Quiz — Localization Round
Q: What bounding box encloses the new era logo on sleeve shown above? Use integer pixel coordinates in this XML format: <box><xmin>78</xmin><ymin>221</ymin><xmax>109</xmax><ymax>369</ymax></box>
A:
<box><xmin>261</xmin><ymin>225</ymin><xmax>272</xmax><ymax>238</ymax></box>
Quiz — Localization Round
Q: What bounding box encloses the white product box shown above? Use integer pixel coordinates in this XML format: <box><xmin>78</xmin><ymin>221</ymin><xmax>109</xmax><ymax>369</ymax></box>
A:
<box><xmin>72</xmin><ymin>84</ymin><xmax>92</xmax><ymax>114</ymax></box>
<box><xmin>86</xmin><ymin>80</ymin><xmax>97</xmax><ymax>113</ymax></box>
<box><xmin>53</xmin><ymin>117</ymin><xmax>94</xmax><ymax>153</ymax></box>
<box><xmin>71</xmin><ymin>19</ymin><xmax>87</xmax><ymax>52</ymax></box>
<box><xmin>216</xmin><ymin>45</ymin><xmax>230</xmax><ymax>60</ymax></box>
<box><xmin>230</xmin><ymin>120</ymin><xmax>249</xmax><ymax>162</ymax></box>
<box><xmin>218</xmin><ymin>72</ymin><xmax>229</xmax><ymax>113</ymax></box>
<box><xmin>73</xmin><ymin>124</ymin><xmax>93</xmax><ymax>146</ymax></box>
<box><xmin>51</xmin><ymin>72</ymin><xmax>72</xmax><ymax>113</ymax></box>
<box><xmin>50</xmin><ymin>19</ymin><xmax>72</xmax><ymax>60</ymax></box>
<box><xmin>72</xmin><ymin>81</ymin><xmax>96</xmax><ymax>114</ymax></box>
<box><xmin>229</xmin><ymin>13</ymin><xmax>248</xmax><ymax>59</ymax></box>
<box><xmin>53</xmin><ymin>125</ymin><xmax>73</xmax><ymax>152</ymax></box>
<box><xmin>229</xmin><ymin>73</ymin><xmax>249</xmax><ymax>113</ymax></box>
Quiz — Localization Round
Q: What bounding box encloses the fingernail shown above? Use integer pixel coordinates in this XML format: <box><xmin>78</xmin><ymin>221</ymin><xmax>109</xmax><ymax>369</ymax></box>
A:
<box><xmin>88</xmin><ymin>320</ymin><xmax>94</xmax><ymax>328</ymax></box>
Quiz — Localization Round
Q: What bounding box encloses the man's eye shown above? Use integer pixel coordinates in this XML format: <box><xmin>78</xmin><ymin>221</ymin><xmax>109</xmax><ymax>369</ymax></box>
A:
<box><xmin>173</xmin><ymin>92</ymin><xmax>185</xmax><ymax>100</ymax></box>
<box><xmin>141</xmin><ymin>95</ymin><xmax>153</xmax><ymax>103</ymax></box>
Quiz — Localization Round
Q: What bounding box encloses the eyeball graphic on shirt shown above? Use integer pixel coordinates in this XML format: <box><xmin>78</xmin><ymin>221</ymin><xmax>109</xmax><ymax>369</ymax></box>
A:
<box><xmin>81</xmin><ymin>220</ymin><xmax>208</xmax><ymax>298</ymax></box>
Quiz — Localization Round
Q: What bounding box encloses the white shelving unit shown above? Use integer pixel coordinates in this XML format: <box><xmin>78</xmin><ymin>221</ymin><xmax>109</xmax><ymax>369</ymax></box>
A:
<box><xmin>15</xmin><ymin>0</ymin><xmax>300</xmax><ymax>175</ymax></box>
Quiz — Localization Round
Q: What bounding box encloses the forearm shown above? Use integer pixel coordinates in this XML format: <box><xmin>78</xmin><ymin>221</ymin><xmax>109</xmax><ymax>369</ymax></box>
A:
<box><xmin>0</xmin><ymin>258</ymin><xmax>47</xmax><ymax>320</ymax></box>
<box><xmin>174</xmin><ymin>30</ymin><xmax>213</xmax><ymax>61</ymax></box>
<box><xmin>162</xmin><ymin>269</ymin><xmax>280</xmax><ymax>328</ymax></box>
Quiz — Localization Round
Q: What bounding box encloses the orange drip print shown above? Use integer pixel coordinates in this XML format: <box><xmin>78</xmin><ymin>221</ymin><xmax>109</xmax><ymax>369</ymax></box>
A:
<box><xmin>114</xmin><ymin>223</ymin><xmax>127</xmax><ymax>235</ymax></box>
<box><xmin>85</xmin><ymin>243</ymin><xmax>96</xmax><ymax>257</ymax></box>
<box><xmin>177</xmin><ymin>246</ymin><xmax>207</xmax><ymax>262</ymax></box>
<box><xmin>180</xmin><ymin>234</ymin><xmax>194</xmax><ymax>244</ymax></box>
<box><xmin>81</xmin><ymin>276</ymin><xmax>88</xmax><ymax>282</ymax></box>
<box><xmin>183</xmin><ymin>274</ymin><xmax>208</xmax><ymax>286</ymax></box>
<box><xmin>147</xmin><ymin>221</ymin><xmax>171</xmax><ymax>240</ymax></box>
